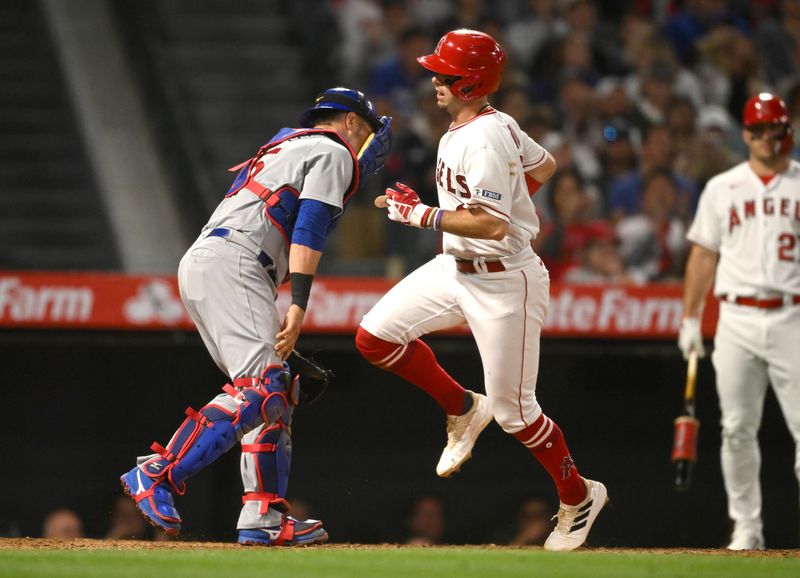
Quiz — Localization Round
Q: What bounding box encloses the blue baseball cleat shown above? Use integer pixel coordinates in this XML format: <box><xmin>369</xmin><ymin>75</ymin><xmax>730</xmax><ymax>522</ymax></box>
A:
<box><xmin>120</xmin><ymin>466</ymin><xmax>182</xmax><ymax>537</ymax></box>
<box><xmin>238</xmin><ymin>516</ymin><xmax>328</xmax><ymax>546</ymax></box>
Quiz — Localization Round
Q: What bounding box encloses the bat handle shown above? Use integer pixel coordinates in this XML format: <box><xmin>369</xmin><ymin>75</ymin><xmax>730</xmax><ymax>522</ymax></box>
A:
<box><xmin>684</xmin><ymin>349</ymin><xmax>698</xmax><ymax>405</ymax></box>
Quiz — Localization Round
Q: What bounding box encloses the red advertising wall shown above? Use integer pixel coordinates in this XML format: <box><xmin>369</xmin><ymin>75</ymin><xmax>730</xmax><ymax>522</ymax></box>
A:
<box><xmin>0</xmin><ymin>272</ymin><xmax>718</xmax><ymax>337</ymax></box>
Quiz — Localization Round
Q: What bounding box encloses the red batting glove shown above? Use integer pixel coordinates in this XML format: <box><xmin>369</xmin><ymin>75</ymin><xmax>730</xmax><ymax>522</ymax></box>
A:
<box><xmin>385</xmin><ymin>183</ymin><xmax>442</xmax><ymax>229</ymax></box>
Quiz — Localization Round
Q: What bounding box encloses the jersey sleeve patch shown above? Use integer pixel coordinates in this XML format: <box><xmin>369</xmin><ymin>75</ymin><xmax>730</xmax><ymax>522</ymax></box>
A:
<box><xmin>474</xmin><ymin>187</ymin><xmax>503</xmax><ymax>204</ymax></box>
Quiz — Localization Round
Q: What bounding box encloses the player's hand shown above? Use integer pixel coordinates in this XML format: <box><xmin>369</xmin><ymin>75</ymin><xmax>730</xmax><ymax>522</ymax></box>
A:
<box><xmin>678</xmin><ymin>317</ymin><xmax>705</xmax><ymax>360</ymax></box>
<box><xmin>385</xmin><ymin>182</ymin><xmax>441</xmax><ymax>229</ymax></box>
<box><xmin>275</xmin><ymin>304</ymin><xmax>305</xmax><ymax>360</ymax></box>
<box><xmin>358</xmin><ymin>116</ymin><xmax>392</xmax><ymax>177</ymax></box>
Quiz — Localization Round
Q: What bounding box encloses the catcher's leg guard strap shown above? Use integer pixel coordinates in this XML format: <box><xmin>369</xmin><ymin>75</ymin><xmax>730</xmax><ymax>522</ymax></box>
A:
<box><xmin>274</xmin><ymin>516</ymin><xmax>296</xmax><ymax>545</ymax></box>
<box><xmin>140</xmin><ymin>365</ymin><xmax>293</xmax><ymax>494</ymax></box>
<box><xmin>240</xmin><ymin>421</ymin><xmax>293</xmax><ymax>517</ymax></box>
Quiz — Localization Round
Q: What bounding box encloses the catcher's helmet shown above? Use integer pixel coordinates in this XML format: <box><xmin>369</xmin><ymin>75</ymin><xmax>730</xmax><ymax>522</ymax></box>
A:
<box><xmin>299</xmin><ymin>87</ymin><xmax>382</xmax><ymax>132</ymax></box>
<box><xmin>742</xmin><ymin>92</ymin><xmax>793</xmax><ymax>155</ymax></box>
<box><xmin>417</xmin><ymin>29</ymin><xmax>506</xmax><ymax>101</ymax></box>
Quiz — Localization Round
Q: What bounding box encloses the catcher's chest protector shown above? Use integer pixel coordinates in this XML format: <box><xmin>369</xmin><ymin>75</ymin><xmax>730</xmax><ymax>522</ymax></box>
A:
<box><xmin>225</xmin><ymin>128</ymin><xmax>361</xmax><ymax>238</ymax></box>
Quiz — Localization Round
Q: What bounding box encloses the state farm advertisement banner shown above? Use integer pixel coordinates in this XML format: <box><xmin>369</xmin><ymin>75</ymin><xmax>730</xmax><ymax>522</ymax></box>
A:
<box><xmin>0</xmin><ymin>272</ymin><xmax>718</xmax><ymax>338</ymax></box>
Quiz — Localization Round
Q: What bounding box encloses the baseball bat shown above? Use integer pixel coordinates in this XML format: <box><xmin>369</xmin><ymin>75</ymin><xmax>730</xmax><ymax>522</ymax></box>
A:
<box><xmin>672</xmin><ymin>349</ymin><xmax>700</xmax><ymax>491</ymax></box>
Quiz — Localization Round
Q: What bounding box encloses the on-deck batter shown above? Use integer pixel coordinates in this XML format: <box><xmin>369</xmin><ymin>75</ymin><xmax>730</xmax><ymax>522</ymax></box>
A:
<box><xmin>679</xmin><ymin>92</ymin><xmax>800</xmax><ymax>550</ymax></box>
<box><xmin>356</xmin><ymin>29</ymin><xmax>607</xmax><ymax>552</ymax></box>
<box><xmin>119</xmin><ymin>88</ymin><xmax>391</xmax><ymax>545</ymax></box>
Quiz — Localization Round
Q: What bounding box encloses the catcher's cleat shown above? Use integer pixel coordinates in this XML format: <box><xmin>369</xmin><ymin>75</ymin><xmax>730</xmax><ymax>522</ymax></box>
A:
<box><xmin>544</xmin><ymin>478</ymin><xmax>608</xmax><ymax>551</ymax></box>
<box><xmin>238</xmin><ymin>515</ymin><xmax>328</xmax><ymax>546</ymax></box>
<box><xmin>120</xmin><ymin>467</ymin><xmax>182</xmax><ymax>537</ymax></box>
<box><xmin>436</xmin><ymin>391</ymin><xmax>493</xmax><ymax>477</ymax></box>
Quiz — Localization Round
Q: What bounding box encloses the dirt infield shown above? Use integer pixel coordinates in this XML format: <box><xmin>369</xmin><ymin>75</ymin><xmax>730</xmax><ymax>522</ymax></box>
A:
<box><xmin>0</xmin><ymin>538</ymin><xmax>796</xmax><ymax>557</ymax></box>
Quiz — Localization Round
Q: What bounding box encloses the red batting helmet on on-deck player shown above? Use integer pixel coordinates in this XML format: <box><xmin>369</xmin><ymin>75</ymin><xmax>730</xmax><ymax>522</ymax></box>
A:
<box><xmin>417</xmin><ymin>29</ymin><xmax>506</xmax><ymax>101</ymax></box>
<box><xmin>742</xmin><ymin>92</ymin><xmax>794</xmax><ymax>156</ymax></box>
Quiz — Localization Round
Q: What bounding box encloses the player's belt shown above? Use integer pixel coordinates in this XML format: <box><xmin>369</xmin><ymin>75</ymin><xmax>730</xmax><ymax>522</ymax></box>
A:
<box><xmin>719</xmin><ymin>294</ymin><xmax>800</xmax><ymax>309</ymax></box>
<box><xmin>455</xmin><ymin>258</ymin><xmax>506</xmax><ymax>274</ymax></box>
<box><xmin>206</xmin><ymin>227</ymin><xmax>277</xmax><ymax>283</ymax></box>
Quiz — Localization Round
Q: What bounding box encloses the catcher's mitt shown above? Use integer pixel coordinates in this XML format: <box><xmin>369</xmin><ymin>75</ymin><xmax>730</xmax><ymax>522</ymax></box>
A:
<box><xmin>288</xmin><ymin>349</ymin><xmax>333</xmax><ymax>407</ymax></box>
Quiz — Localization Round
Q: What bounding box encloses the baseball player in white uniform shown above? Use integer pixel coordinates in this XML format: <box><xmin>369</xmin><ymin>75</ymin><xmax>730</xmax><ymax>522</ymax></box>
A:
<box><xmin>355</xmin><ymin>29</ymin><xmax>607</xmax><ymax>551</ymax></box>
<box><xmin>120</xmin><ymin>88</ymin><xmax>392</xmax><ymax>545</ymax></box>
<box><xmin>679</xmin><ymin>93</ymin><xmax>800</xmax><ymax>550</ymax></box>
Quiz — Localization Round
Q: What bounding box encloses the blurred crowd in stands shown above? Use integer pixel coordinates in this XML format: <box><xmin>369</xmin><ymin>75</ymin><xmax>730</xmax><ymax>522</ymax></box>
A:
<box><xmin>305</xmin><ymin>0</ymin><xmax>800</xmax><ymax>281</ymax></box>
<box><xmin>26</xmin><ymin>492</ymin><xmax>553</xmax><ymax>545</ymax></box>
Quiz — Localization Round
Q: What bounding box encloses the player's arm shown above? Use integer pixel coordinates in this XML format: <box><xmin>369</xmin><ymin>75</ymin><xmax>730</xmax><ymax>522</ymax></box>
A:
<box><xmin>678</xmin><ymin>243</ymin><xmax>718</xmax><ymax>360</ymax></box>
<box><xmin>438</xmin><ymin>206</ymin><xmax>508</xmax><ymax>240</ymax></box>
<box><xmin>524</xmin><ymin>151</ymin><xmax>556</xmax><ymax>196</ymax></box>
<box><xmin>275</xmin><ymin>199</ymin><xmax>336</xmax><ymax>359</ymax></box>
<box><xmin>376</xmin><ymin>183</ymin><xmax>508</xmax><ymax>240</ymax></box>
<box><xmin>682</xmin><ymin>243</ymin><xmax>718</xmax><ymax>318</ymax></box>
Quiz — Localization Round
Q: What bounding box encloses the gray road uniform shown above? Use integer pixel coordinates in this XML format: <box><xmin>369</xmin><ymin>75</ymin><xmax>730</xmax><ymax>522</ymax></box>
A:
<box><xmin>119</xmin><ymin>98</ymin><xmax>388</xmax><ymax>544</ymax></box>
<box><xmin>177</xmin><ymin>128</ymin><xmax>359</xmax><ymax>528</ymax></box>
<box><xmin>181</xmin><ymin>129</ymin><xmax>359</xmax><ymax>379</ymax></box>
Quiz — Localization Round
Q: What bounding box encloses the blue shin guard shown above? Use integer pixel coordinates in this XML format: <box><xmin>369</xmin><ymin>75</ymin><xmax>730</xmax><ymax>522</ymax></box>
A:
<box><xmin>122</xmin><ymin>364</ymin><xmax>294</xmax><ymax>536</ymax></box>
<box><xmin>237</xmin><ymin>412</ymin><xmax>328</xmax><ymax>545</ymax></box>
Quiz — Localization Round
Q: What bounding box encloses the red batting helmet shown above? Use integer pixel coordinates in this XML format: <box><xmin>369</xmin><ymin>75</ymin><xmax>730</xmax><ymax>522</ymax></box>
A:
<box><xmin>742</xmin><ymin>92</ymin><xmax>793</xmax><ymax>155</ymax></box>
<box><xmin>417</xmin><ymin>29</ymin><xmax>506</xmax><ymax>101</ymax></box>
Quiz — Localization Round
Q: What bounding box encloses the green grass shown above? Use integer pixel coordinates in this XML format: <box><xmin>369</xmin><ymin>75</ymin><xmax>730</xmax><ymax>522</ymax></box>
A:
<box><xmin>0</xmin><ymin>546</ymin><xmax>797</xmax><ymax>578</ymax></box>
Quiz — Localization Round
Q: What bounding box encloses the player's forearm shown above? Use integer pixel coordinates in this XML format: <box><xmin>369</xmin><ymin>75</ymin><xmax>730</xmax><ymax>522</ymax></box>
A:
<box><xmin>288</xmin><ymin>244</ymin><xmax>322</xmax><ymax>312</ymax></box>
<box><xmin>682</xmin><ymin>244</ymin><xmax>718</xmax><ymax>318</ymax></box>
<box><xmin>289</xmin><ymin>244</ymin><xmax>323</xmax><ymax>275</ymax></box>
<box><xmin>438</xmin><ymin>207</ymin><xmax>509</xmax><ymax>240</ymax></box>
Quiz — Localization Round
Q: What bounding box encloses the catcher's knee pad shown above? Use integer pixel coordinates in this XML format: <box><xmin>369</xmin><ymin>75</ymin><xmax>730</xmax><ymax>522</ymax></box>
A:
<box><xmin>355</xmin><ymin>327</ymin><xmax>408</xmax><ymax>369</ymax></box>
<box><xmin>241</xmin><ymin>423</ymin><xmax>293</xmax><ymax>515</ymax></box>
<box><xmin>140</xmin><ymin>364</ymin><xmax>296</xmax><ymax>494</ymax></box>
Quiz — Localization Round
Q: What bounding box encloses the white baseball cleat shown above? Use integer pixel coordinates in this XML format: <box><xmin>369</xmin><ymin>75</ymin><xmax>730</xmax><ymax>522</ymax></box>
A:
<box><xmin>544</xmin><ymin>478</ymin><xmax>608</xmax><ymax>551</ymax></box>
<box><xmin>727</xmin><ymin>532</ymin><xmax>765</xmax><ymax>551</ymax></box>
<box><xmin>436</xmin><ymin>391</ymin><xmax>493</xmax><ymax>477</ymax></box>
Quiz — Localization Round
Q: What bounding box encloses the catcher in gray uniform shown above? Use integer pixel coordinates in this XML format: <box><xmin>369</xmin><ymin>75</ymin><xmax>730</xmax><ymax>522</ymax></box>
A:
<box><xmin>120</xmin><ymin>88</ymin><xmax>391</xmax><ymax>545</ymax></box>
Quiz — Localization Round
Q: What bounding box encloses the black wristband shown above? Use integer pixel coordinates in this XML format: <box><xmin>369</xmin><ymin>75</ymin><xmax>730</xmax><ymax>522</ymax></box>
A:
<box><xmin>290</xmin><ymin>272</ymin><xmax>314</xmax><ymax>311</ymax></box>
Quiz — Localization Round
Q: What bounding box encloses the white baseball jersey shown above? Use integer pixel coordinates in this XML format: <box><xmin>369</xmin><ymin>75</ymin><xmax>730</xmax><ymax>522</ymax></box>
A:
<box><xmin>687</xmin><ymin>159</ymin><xmax>800</xmax><ymax>536</ymax></box>
<box><xmin>435</xmin><ymin>107</ymin><xmax>547</xmax><ymax>258</ymax></box>
<box><xmin>361</xmin><ymin>106</ymin><xmax>553</xmax><ymax>433</ymax></box>
<box><xmin>687</xmin><ymin>160</ymin><xmax>800</xmax><ymax>297</ymax></box>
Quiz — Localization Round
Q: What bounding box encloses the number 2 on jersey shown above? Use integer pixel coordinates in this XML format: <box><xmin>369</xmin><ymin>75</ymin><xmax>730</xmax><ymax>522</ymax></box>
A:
<box><xmin>778</xmin><ymin>233</ymin><xmax>800</xmax><ymax>262</ymax></box>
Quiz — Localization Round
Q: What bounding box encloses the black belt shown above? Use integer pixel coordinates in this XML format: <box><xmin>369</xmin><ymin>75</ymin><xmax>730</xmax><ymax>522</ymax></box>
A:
<box><xmin>719</xmin><ymin>294</ymin><xmax>800</xmax><ymax>309</ymax></box>
<box><xmin>206</xmin><ymin>228</ymin><xmax>276</xmax><ymax>282</ymax></box>
<box><xmin>455</xmin><ymin>258</ymin><xmax>506</xmax><ymax>274</ymax></box>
